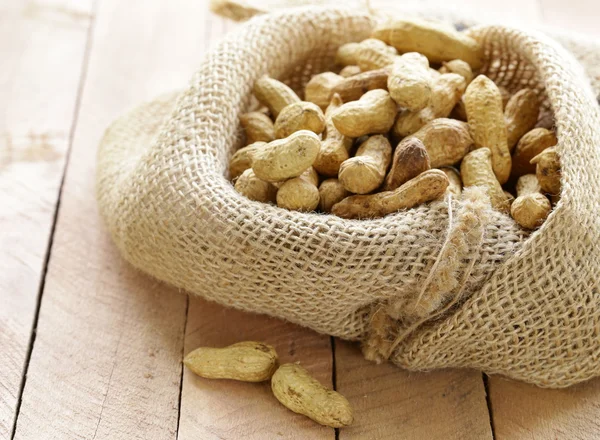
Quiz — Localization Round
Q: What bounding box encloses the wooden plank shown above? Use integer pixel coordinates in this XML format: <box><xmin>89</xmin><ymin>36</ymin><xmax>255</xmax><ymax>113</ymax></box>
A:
<box><xmin>178</xmin><ymin>297</ymin><xmax>334</xmax><ymax>440</ymax></box>
<box><xmin>490</xmin><ymin>377</ymin><xmax>600</xmax><ymax>439</ymax></box>
<box><xmin>11</xmin><ymin>1</ymin><xmax>230</xmax><ymax>439</ymax></box>
<box><xmin>335</xmin><ymin>340</ymin><xmax>493</xmax><ymax>440</ymax></box>
<box><xmin>0</xmin><ymin>0</ymin><xmax>94</xmax><ymax>437</ymax></box>
<box><xmin>539</xmin><ymin>0</ymin><xmax>600</xmax><ymax>37</ymax></box>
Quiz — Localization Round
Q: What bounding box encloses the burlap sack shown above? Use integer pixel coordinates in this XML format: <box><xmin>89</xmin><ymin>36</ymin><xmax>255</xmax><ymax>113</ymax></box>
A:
<box><xmin>96</xmin><ymin>5</ymin><xmax>600</xmax><ymax>388</ymax></box>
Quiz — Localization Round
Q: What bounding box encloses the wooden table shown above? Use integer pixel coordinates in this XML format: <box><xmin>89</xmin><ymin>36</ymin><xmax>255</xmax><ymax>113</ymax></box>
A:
<box><xmin>3</xmin><ymin>0</ymin><xmax>600</xmax><ymax>438</ymax></box>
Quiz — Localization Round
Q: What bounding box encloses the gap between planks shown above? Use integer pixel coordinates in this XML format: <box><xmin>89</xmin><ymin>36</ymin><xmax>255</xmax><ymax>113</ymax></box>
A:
<box><xmin>9</xmin><ymin>6</ymin><xmax>99</xmax><ymax>439</ymax></box>
<box><xmin>0</xmin><ymin>0</ymin><xmax>96</xmax><ymax>437</ymax></box>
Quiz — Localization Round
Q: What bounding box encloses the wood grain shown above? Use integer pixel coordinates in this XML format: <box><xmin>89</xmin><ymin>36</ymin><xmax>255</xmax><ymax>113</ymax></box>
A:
<box><xmin>490</xmin><ymin>377</ymin><xmax>600</xmax><ymax>439</ymax></box>
<box><xmin>11</xmin><ymin>0</ymin><xmax>225</xmax><ymax>438</ymax></box>
<box><xmin>178</xmin><ymin>297</ymin><xmax>334</xmax><ymax>440</ymax></box>
<box><xmin>335</xmin><ymin>340</ymin><xmax>493</xmax><ymax>440</ymax></box>
<box><xmin>0</xmin><ymin>0</ymin><xmax>93</xmax><ymax>437</ymax></box>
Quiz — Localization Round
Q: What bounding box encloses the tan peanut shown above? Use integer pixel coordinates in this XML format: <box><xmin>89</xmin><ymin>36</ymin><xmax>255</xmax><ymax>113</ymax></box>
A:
<box><xmin>234</xmin><ymin>169</ymin><xmax>278</xmax><ymax>203</ymax></box>
<box><xmin>393</xmin><ymin>73</ymin><xmax>466</xmax><ymax>137</ymax></box>
<box><xmin>305</xmin><ymin>72</ymin><xmax>344</xmax><ymax>109</ymax></box>
<box><xmin>356</xmin><ymin>38</ymin><xmax>397</xmax><ymax>71</ymax></box>
<box><xmin>332</xmin><ymin>169</ymin><xmax>449</xmax><ymax>219</ymax></box>
<box><xmin>252</xmin><ymin>130</ymin><xmax>320</xmax><ymax>182</ymax></box>
<box><xmin>184</xmin><ymin>341</ymin><xmax>278</xmax><ymax>382</ymax></box>
<box><xmin>332</xmin><ymin>68</ymin><xmax>389</xmax><ymax>103</ymax></box>
<box><xmin>531</xmin><ymin>147</ymin><xmax>561</xmax><ymax>195</ymax></box>
<box><xmin>272</xmin><ymin>363</ymin><xmax>353</xmax><ymax>428</ymax></box>
<box><xmin>339</xmin><ymin>65</ymin><xmax>361</xmax><ymax>77</ymax></box>
<box><xmin>511</xmin><ymin>127</ymin><xmax>557</xmax><ymax>179</ymax></box>
<box><xmin>313</xmin><ymin>94</ymin><xmax>353</xmax><ymax>176</ymax></box>
<box><xmin>254</xmin><ymin>75</ymin><xmax>301</xmax><ymax>118</ymax></box>
<box><xmin>439</xmin><ymin>59</ymin><xmax>473</xmax><ymax>84</ymax></box>
<box><xmin>229</xmin><ymin>141</ymin><xmax>267</xmax><ymax>179</ymax></box>
<box><xmin>274</xmin><ymin>101</ymin><xmax>326</xmax><ymax>139</ymax></box>
<box><xmin>441</xmin><ymin>167</ymin><xmax>462</xmax><ymax>196</ymax></box>
<box><xmin>338</xmin><ymin>135</ymin><xmax>392</xmax><ymax>194</ymax></box>
<box><xmin>510</xmin><ymin>174</ymin><xmax>551</xmax><ymax>229</ymax></box>
<box><xmin>460</xmin><ymin>147</ymin><xmax>510</xmax><ymax>212</ymax></box>
<box><xmin>277</xmin><ymin>167</ymin><xmax>320</xmax><ymax>212</ymax></box>
<box><xmin>318</xmin><ymin>178</ymin><xmax>350</xmax><ymax>213</ymax></box>
<box><xmin>335</xmin><ymin>42</ymin><xmax>360</xmax><ymax>66</ymax></box>
<box><xmin>332</xmin><ymin>89</ymin><xmax>397</xmax><ymax>137</ymax></box>
<box><xmin>240</xmin><ymin>112</ymin><xmax>275</xmax><ymax>144</ymax></box>
<box><xmin>384</xmin><ymin>137</ymin><xmax>430</xmax><ymax>191</ymax></box>
<box><xmin>464</xmin><ymin>75</ymin><xmax>511</xmax><ymax>184</ymax></box>
<box><xmin>505</xmin><ymin>89</ymin><xmax>540</xmax><ymax>151</ymax></box>
<box><xmin>387</xmin><ymin>52</ymin><xmax>432</xmax><ymax>111</ymax></box>
<box><xmin>411</xmin><ymin>118</ymin><xmax>473</xmax><ymax>168</ymax></box>
<box><xmin>372</xmin><ymin>17</ymin><xmax>483</xmax><ymax>68</ymax></box>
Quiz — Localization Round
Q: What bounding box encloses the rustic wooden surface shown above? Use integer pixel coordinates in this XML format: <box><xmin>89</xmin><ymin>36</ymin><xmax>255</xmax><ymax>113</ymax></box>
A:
<box><xmin>2</xmin><ymin>0</ymin><xmax>600</xmax><ymax>439</ymax></box>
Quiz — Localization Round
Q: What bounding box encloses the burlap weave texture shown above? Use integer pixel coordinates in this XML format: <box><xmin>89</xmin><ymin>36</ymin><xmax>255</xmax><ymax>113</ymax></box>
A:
<box><xmin>97</xmin><ymin>6</ymin><xmax>600</xmax><ymax>387</ymax></box>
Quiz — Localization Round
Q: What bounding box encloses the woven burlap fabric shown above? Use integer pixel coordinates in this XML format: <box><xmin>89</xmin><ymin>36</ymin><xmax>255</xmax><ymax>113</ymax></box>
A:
<box><xmin>96</xmin><ymin>6</ymin><xmax>600</xmax><ymax>387</ymax></box>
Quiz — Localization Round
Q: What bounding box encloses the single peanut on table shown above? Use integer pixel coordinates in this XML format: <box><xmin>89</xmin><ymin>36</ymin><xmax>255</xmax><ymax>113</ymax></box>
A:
<box><xmin>184</xmin><ymin>341</ymin><xmax>279</xmax><ymax>382</ymax></box>
<box><xmin>272</xmin><ymin>363</ymin><xmax>354</xmax><ymax>428</ymax></box>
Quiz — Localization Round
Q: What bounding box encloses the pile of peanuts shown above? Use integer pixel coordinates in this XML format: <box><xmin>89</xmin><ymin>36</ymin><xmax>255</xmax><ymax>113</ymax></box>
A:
<box><xmin>231</xmin><ymin>17</ymin><xmax>561</xmax><ymax>229</ymax></box>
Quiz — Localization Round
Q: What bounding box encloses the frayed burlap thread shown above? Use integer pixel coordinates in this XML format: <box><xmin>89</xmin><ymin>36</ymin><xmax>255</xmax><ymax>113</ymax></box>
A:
<box><xmin>363</xmin><ymin>187</ymin><xmax>491</xmax><ymax>363</ymax></box>
<box><xmin>97</xmin><ymin>6</ymin><xmax>600</xmax><ymax>387</ymax></box>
